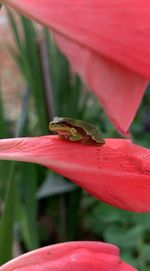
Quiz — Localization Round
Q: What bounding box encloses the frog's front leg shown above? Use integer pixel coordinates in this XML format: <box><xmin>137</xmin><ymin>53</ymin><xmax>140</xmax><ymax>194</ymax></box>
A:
<box><xmin>69</xmin><ymin>128</ymin><xmax>82</xmax><ymax>141</ymax></box>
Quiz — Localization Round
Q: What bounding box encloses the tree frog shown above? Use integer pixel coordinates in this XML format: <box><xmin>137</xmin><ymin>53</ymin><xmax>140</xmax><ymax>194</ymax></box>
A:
<box><xmin>49</xmin><ymin>117</ymin><xmax>105</xmax><ymax>145</ymax></box>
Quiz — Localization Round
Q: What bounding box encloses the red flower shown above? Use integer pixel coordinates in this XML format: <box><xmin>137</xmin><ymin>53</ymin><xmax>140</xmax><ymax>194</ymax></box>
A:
<box><xmin>0</xmin><ymin>241</ymin><xmax>138</xmax><ymax>271</ymax></box>
<box><xmin>2</xmin><ymin>0</ymin><xmax>150</xmax><ymax>134</ymax></box>
<box><xmin>0</xmin><ymin>135</ymin><xmax>150</xmax><ymax>212</ymax></box>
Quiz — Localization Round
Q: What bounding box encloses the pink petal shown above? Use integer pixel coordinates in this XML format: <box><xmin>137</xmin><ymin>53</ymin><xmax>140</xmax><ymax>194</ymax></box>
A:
<box><xmin>54</xmin><ymin>32</ymin><xmax>147</xmax><ymax>134</ymax></box>
<box><xmin>3</xmin><ymin>0</ymin><xmax>150</xmax><ymax>77</ymax></box>
<box><xmin>2</xmin><ymin>0</ymin><xmax>149</xmax><ymax>133</ymax></box>
<box><xmin>0</xmin><ymin>241</ymin><xmax>138</xmax><ymax>271</ymax></box>
<box><xmin>0</xmin><ymin>135</ymin><xmax>150</xmax><ymax>212</ymax></box>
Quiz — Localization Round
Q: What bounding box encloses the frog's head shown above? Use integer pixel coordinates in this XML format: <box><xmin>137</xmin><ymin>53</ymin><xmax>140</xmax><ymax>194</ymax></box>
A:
<box><xmin>49</xmin><ymin>117</ymin><xmax>63</xmax><ymax>129</ymax></box>
<box><xmin>49</xmin><ymin>117</ymin><xmax>77</xmax><ymax>137</ymax></box>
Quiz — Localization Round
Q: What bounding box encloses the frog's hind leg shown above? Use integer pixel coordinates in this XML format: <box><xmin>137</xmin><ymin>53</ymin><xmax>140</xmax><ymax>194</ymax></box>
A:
<box><xmin>92</xmin><ymin>134</ymin><xmax>105</xmax><ymax>144</ymax></box>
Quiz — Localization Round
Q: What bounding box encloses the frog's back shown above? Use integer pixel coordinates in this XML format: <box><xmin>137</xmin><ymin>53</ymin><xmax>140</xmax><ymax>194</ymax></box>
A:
<box><xmin>62</xmin><ymin>117</ymin><xmax>99</xmax><ymax>137</ymax></box>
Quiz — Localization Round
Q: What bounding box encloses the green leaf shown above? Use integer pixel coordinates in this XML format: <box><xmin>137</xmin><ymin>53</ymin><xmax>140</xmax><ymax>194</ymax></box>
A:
<box><xmin>0</xmin><ymin>163</ymin><xmax>16</xmax><ymax>264</ymax></box>
<box><xmin>17</xmin><ymin>163</ymin><xmax>39</xmax><ymax>250</ymax></box>
<box><xmin>0</xmin><ymin>79</ymin><xmax>31</xmax><ymax>262</ymax></box>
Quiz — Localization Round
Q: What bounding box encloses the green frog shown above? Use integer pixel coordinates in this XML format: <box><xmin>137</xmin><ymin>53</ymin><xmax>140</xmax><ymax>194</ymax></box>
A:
<box><xmin>49</xmin><ymin>117</ymin><xmax>105</xmax><ymax>145</ymax></box>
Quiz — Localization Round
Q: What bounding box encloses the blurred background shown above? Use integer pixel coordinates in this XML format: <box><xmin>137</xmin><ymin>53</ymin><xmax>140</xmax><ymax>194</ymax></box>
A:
<box><xmin>0</xmin><ymin>7</ymin><xmax>150</xmax><ymax>271</ymax></box>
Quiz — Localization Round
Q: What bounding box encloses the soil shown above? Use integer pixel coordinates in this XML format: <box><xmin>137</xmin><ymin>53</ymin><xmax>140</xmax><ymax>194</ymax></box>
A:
<box><xmin>0</xmin><ymin>7</ymin><xmax>23</xmax><ymax>120</ymax></box>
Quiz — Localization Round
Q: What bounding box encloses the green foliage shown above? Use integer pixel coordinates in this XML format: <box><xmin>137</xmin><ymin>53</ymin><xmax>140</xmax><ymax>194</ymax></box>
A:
<box><xmin>0</xmin><ymin>163</ymin><xmax>16</xmax><ymax>264</ymax></box>
<box><xmin>0</xmin><ymin>82</ymin><xmax>15</xmax><ymax>263</ymax></box>
<box><xmin>83</xmin><ymin>199</ymin><xmax>150</xmax><ymax>270</ymax></box>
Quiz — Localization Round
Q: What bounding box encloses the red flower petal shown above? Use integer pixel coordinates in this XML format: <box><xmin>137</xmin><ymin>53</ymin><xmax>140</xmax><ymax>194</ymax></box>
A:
<box><xmin>0</xmin><ymin>136</ymin><xmax>150</xmax><ymax>212</ymax></box>
<box><xmin>0</xmin><ymin>241</ymin><xmax>138</xmax><ymax>271</ymax></box>
<box><xmin>2</xmin><ymin>0</ymin><xmax>149</xmax><ymax>133</ymax></box>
